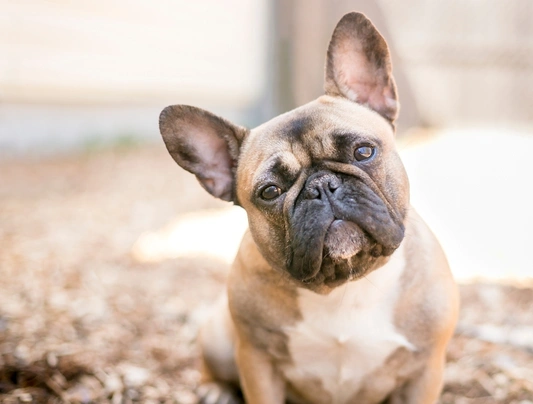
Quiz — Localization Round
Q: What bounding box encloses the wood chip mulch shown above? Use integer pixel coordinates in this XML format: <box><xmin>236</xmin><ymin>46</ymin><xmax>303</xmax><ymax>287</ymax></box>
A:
<box><xmin>1</xmin><ymin>146</ymin><xmax>532</xmax><ymax>403</ymax></box>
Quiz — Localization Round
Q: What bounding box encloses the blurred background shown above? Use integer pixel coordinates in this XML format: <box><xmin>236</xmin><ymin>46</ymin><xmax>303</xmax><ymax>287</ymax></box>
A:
<box><xmin>2</xmin><ymin>0</ymin><xmax>532</xmax><ymax>154</ymax></box>
<box><xmin>1</xmin><ymin>1</ymin><xmax>533</xmax><ymax>403</ymax></box>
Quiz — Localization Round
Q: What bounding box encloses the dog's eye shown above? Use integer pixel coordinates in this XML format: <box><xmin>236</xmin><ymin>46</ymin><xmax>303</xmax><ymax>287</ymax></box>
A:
<box><xmin>354</xmin><ymin>146</ymin><xmax>375</xmax><ymax>161</ymax></box>
<box><xmin>261</xmin><ymin>185</ymin><xmax>282</xmax><ymax>200</ymax></box>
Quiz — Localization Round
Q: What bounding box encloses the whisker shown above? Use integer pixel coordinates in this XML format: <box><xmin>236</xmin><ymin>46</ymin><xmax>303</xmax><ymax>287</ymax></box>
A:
<box><xmin>339</xmin><ymin>281</ymin><xmax>348</xmax><ymax>307</ymax></box>
<box><xmin>363</xmin><ymin>274</ymin><xmax>381</xmax><ymax>292</ymax></box>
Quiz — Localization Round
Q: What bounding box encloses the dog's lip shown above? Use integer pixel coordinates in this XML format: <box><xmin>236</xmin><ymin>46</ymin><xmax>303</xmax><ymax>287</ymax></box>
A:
<box><xmin>329</xmin><ymin>218</ymin><xmax>343</xmax><ymax>226</ymax></box>
<box><xmin>323</xmin><ymin>219</ymin><xmax>365</xmax><ymax>261</ymax></box>
<box><xmin>327</xmin><ymin>218</ymin><xmax>353</xmax><ymax>229</ymax></box>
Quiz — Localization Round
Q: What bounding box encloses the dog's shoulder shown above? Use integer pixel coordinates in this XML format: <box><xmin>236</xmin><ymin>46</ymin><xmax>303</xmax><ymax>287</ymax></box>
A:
<box><xmin>395</xmin><ymin>208</ymin><xmax>460</xmax><ymax>348</ymax></box>
<box><xmin>227</xmin><ymin>231</ymin><xmax>301</xmax><ymax>360</ymax></box>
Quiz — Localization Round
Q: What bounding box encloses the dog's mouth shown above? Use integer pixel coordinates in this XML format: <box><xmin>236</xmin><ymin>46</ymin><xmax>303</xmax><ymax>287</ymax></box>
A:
<box><xmin>285</xmin><ymin>171</ymin><xmax>405</xmax><ymax>287</ymax></box>
<box><xmin>323</xmin><ymin>219</ymin><xmax>366</xmax><ymax>260</ymax></box>
<box><xmin>295</xmin><ymin>219</ymin><xmax>388</xmax><ymax>288</ymax></box>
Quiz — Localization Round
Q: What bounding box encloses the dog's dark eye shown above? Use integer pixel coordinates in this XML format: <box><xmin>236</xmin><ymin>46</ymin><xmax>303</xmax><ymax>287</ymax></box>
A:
<box><xmin>261</xmin><ymin>185</ymin><xmax>282</xmax><ymax>200</ymax></box>
<box><xmin>354</xmin><ymin>146</ymin><xmax>375</xmax><ymax>161</ymax></box>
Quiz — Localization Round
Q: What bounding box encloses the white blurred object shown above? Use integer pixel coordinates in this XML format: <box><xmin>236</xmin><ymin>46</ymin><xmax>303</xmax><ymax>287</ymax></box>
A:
<box><xmin>0</xmin><ymin>0</ymin><xmax>269</xmax><ymax>156</ymax></box>
<box><xmin>400</xmin><ymin>127</ymin><xmax>533</xmax><ymax>283</ymax></box>
<box><xmin>0</xmin><ymin>0</ymin><xmax>268</xmax><ymax>106</ymax></box>
<box><xmin>132</xmin><ymin>207</ymin><xmax>248</xmax><ymax>264</ymax></box>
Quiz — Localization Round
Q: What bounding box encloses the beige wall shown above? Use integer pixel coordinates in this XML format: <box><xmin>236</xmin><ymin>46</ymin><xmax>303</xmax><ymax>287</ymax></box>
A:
<box><xmin>0</xmin><ymin>1</ymin><xmax>270</xmax><ymax>155</ymax></box>
<box><xmin>0</xmin><ymin>0</ymin><xmax>269</xmax><ymax>107</ymax></box>
<box><xmin>273</xmin><ymin>0</ymin><xmax>533</xmax><ymax>128</ymax></box>
<box><xmin>1</xmin><ymin>0</ymin><xmax>532</xmax><ymax>155</ymax></box>
<box><xmin>380</xmin><ymin>0</ymin><xmax>533</xmax><ymax>126</ymax></box>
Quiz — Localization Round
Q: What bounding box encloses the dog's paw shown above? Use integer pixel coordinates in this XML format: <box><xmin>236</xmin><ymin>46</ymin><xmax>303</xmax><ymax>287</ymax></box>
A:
<box><xmin>197</xmin><ymin>382</ymin><xmax>242</xmax><ymax>404</ymax></box>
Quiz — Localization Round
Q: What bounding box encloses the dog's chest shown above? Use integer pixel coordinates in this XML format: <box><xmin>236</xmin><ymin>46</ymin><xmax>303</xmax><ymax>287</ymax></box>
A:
<box><xmin>281</xmin><ymin>249</ymin><xmax>414</xmax><ymax>403</ymax></box>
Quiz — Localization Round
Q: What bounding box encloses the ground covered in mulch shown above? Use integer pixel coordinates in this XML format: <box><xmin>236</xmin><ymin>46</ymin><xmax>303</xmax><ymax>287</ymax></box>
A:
<box><xmin>1</xmin><ymin>145</ymin><xmax>532</xmax><ymax>403</ymax></box>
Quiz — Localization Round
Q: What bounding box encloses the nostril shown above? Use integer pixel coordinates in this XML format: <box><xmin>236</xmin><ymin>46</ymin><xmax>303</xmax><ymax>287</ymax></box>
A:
<box><xmin>307</xmin><ymin>187</ymin><xmax>320</xmax><ymax>199</ymax></box>
<box><xmin>328</xmin><ymin>178</ymin><xmax>340</xmax><ymax>193</ymax></box>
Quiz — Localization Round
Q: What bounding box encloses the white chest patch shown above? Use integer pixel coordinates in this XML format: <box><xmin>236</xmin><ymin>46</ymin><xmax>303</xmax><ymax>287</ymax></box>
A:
<box><xmin>282</xmin><ymin>245</ymin><xmax>414</xmax><ymax>404</ymax></box>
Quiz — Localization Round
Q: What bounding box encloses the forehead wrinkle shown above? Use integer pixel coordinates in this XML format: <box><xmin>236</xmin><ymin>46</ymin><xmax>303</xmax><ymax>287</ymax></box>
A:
<box><xmin>251</xmin><ymin>151</ymin><xmax>301</xmax><ymax>188</ymax></box>
<box><xmin>288</xmin><ymin>140</ymin><xmax>312</xmax><ymax>168</ymax></box>
<box><xmin>282</xmin><ymin>168</ymin><xmax>309</xmax><ymax>219</ymax></box>
<box><xmin>285</xmin><ymin>115</ymin><xmax>313</xmax><ymax>141</ymax></box>
<box><xmin>306</xmin><ymin>131</ymin><xmax>336</xmax><ymax>160</ymax></box>
<box><xmin>294</xmin><ymin>117</ymin><xmax>338</xmax><ymax>163</ymax></box>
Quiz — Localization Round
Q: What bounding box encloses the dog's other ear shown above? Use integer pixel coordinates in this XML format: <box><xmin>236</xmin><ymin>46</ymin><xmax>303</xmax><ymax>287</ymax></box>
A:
<box><xmin>325</xmin><ymin>12</ymin><xmax>398</xmax><ymax>123</ymax></box>
<box><xmin>159</xmin><ymin>105</ymin><xmax>248</xmax><ymax>202</ymax></box>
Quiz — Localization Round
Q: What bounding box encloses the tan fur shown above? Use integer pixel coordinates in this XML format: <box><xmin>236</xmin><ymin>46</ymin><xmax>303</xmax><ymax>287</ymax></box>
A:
<box><xmin>201</xmin><ymin>208</ymin><xmax>458</xmax><ymax>403</ymax></box>
<box><xmin>159</xmin><ymin>12</ymin><xmax>459</xmax><ymax>404</ymax></box>
<box><xmin>196</xmin><ymin>97</ymin><xmax>458</xmax><ymax>403</ymax></box>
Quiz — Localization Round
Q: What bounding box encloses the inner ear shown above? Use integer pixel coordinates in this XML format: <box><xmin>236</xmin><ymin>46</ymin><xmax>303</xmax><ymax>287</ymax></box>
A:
<box><xmin>159</xmin><ymin>105</ymin><xmax>248</xmax><ymax>202</ymax></box>
<box><xmin>325</xmin><ymin>12</ymin><xmax>398</xmax><ymax>123</ymax></box>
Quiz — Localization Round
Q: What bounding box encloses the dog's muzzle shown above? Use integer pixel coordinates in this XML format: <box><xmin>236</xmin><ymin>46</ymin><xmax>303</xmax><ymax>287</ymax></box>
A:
<box><xmin>286</xmin><ymin>171</ymin><xmax>404</xmax><ymax>284</ymax></box>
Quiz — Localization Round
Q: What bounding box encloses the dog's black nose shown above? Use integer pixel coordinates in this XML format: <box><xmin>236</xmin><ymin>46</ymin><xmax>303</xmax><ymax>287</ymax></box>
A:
<box><xmin>303</xmin><ymin>172</ymin><xmax>341</xmax><ymax>200</ymax></box>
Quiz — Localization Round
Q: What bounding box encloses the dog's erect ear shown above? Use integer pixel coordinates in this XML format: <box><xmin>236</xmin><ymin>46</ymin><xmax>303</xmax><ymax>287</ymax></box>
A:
<box><xmin>159</xmin><ymin>105</ymin><xmax>248</xmax><ymax>202</ymax></box>
<box><xmin>325</xmin><ymin>12</ymin><xmax>398</xmax><ymax>123</ymax></box>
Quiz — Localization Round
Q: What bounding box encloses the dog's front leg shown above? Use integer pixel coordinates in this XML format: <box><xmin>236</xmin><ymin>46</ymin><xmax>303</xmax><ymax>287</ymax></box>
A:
<box><xmin>235</xmin><ymin>338</ymin><xmax>285</xmax><ymax>404</ymax></box>
<box><xmin>386</xmin><ymin>344</ymin><xmax>448</xmax><ymax>404</ymax></box>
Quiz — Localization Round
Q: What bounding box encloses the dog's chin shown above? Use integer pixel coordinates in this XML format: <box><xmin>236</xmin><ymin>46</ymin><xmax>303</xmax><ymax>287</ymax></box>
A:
<box><xmin>324</xmin><ymin>220</ymin><xmax>367</xmax><ymax>260</ymax></box>
<box><xmin>300</xmin><ymin>220</ymin><xmax>391</xmax><ymax>289</ymax></box>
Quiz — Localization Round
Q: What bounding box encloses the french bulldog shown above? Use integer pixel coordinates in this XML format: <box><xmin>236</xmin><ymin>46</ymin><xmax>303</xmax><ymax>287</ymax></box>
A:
<box><xmin>159</xmin><ymin>12</ymin><xmax>459</xmax><ymax>404</ymax></box>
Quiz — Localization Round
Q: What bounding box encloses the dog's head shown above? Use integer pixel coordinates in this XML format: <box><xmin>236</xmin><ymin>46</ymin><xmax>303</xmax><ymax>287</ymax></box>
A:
<box><xmin>159</xmin><ymin>12</ymin><xmax>409</xmax><ymax>289</ymax></box>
